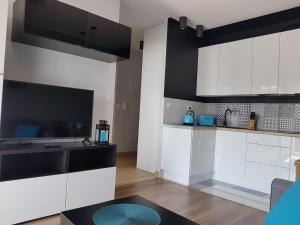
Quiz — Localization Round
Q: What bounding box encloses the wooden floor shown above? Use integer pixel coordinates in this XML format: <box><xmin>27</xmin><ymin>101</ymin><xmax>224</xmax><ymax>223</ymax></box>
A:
<box><xmin>21</xmin><ymin>154</ymin><xmax>266</xmax><ymax>225</ymax></box>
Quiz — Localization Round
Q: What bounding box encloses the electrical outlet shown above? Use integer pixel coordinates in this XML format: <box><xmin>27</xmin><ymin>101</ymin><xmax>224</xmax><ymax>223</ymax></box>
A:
<box><xmin>187</xmin><ymin>106</ymin><xmax>192</xmax><ymax>110</ymax></box>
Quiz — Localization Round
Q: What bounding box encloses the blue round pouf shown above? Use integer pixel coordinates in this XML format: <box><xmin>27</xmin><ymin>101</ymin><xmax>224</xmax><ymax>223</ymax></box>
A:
<box><xmin>92</xmin><ymin>204</ymin><xmax>161</xmax><ymax>225</ymax></box>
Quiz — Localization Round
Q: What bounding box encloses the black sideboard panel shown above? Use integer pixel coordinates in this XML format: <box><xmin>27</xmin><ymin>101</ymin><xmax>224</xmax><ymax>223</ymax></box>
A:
<box><xmin>199</xmin><ymin>6</ymin><xmax>300</xmax><ymax>47</ymax></box>
<box><xmin>164</xmin><ymin>18</ymin><xmax>199</xmax><ymax>101</ymax></box>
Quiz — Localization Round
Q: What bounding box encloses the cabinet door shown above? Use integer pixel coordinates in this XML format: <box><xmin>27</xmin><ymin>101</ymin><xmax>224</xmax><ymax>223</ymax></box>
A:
<box><xmin>0</xmin><ymin>174</ymin><xmax>67</xmax><ymax>225</ymax></box>
<box><xmin>215</xmin><ymin>131</ymin><xmax>247</xmax><ymax>178</ymax></box>
<box><xmin>86</xmin><ymin>14</ymin><xmax>131</xmax><ymax>58</ymax></box>
<box><xmin>66</xmin><ymin>168</ymin><xmax>116</xmax><ymax>210</ymax></box>
<box><xmin>190</xmin><ymin>130</ymin><xmax>216</xmax><ymax>181</ymax></box>
<box><xmin>25</xmin><ymin>0</ymin><xmax>87</xmax><ymax>46</ymax></box>
<box><xmin>196</xmin><ymin>45</ymin><xmax>219</xmax><ymax>96</ymax></box>
<box><xmin>0</xmin><ymin>0</ymin><xmax>8</xmax><ymax>74</ymax></box>
<box><xmin>218</xmin><ymin>39</ymin><xmax>252</xmax><ymax>95</ymax></box>
<box><xmin>279</xmin><ymin>29</ymin><xmax>300</xmax><ymax>94</ymax></box>
<box><xmin>161</xmin><ymin>127</ymin><xmax>192</xmax><ymax>178</ymax></box>
<box><xmin>290</xmin><ymin>138</ymin><xmax>300</xmax><ymax>181</ymax></box>
<box><xmin>251</xmin><ymin>33</ymin><xmax>280</xmax><ymax>94</ymax></box>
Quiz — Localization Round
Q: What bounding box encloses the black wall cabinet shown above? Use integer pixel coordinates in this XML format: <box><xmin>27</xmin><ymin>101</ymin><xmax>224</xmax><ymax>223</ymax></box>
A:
<box><xmin>12</xmin><ymin>0</ymin><xmax>131</xmax><ymax>62</ymax></box>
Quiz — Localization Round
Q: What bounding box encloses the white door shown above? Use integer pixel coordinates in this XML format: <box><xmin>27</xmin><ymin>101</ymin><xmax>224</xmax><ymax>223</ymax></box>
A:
<box><xmin>0</xmin><ymin>174</ymin><xmax>67</xmax><ymax>225</ymax></box>
<box><xmin>278</xmin><ymin>29</ymin><xmax>300</xmax><ymax>94</ymax></box>
<box><xmin>218</xmin><ymin>39</ymin><xmax>253</xmax><ymax>95</ymax></box>
<box><xmin>251</xmin><ymin>33</ymin><xmax>280</xmax><ymax>94</ymax></box>
<box><xmin>0</xmin><ymin>0</ymin><xmax>8</xmax><ymax>74</ymax></box>
<box><xmin>66</xmin><ymin>168</ymin><xmax>116</xmax><ymax>210</ymax></box>
<box><xmin>197</xmin><ymin>45</ymin><xmax>219</xmax><ymax>96</ymax></box>
<box><xmin>161</xmin><ymin>127</ymin><xmax>192</xmax><ymax>184</ymax></box>
<box><xmin>215</xmin><ymin>131</ymin><xmax>247</xmax><ymax>179</ymax></box>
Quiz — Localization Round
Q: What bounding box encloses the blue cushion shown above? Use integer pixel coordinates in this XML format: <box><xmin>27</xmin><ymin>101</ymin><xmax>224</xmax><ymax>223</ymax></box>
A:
<box><xmin>265</xmin><ymin>179</ymin><xmax>300</xmax><ymax>225</ymax></box>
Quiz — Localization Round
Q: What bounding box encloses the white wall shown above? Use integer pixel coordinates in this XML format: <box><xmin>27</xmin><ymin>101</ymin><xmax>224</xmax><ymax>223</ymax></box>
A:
<box><xmin>137</xmin><ymin>22</ymin><xmax>167</xmax><ymax>173</ymax></box>
<box><xmin>113</xmin><ymin>49</ymin><xmax>143</xmax><ymax>152</ymax></box>
<box><xmin>163</xmin><ymin>98</ymin><xmax>206</xmax><ymax>125</ymax></box>
<box><xmin>0</xmin><ymin>0</ymin><xmax>8</xmax><ymax>75</ymax></box>
<box><xmin>4</xmin><ymin>0</ymin><xmax>121</xmax><ymax>140</ymax></box>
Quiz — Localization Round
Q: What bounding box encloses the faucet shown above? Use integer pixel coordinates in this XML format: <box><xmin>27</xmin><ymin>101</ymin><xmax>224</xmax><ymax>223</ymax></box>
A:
<box><xmin>223</xmin><ymin>108</ymin><xmax>232</xmax><ymax>127</ymax></box>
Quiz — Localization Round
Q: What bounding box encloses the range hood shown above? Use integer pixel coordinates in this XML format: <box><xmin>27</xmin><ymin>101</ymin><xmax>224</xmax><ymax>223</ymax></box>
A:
<box><xmin>12</xmin><ymin>0</ymin><xmax>132</xmax><ymax>63</ymax></box>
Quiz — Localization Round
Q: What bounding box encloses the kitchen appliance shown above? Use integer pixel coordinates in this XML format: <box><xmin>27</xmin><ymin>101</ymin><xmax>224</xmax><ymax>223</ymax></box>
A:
<box><xmin>198</xmin><ymin>115</ymin><xmax>215</xmax><ymax>126</ymax></box>
<box><xmin>183</xmin><ymin>110</ymin><xmax>195</xmax><ymax>125</ymax></box>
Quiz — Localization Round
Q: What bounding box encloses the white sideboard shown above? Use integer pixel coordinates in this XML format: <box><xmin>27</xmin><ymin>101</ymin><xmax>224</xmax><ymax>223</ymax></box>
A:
<box><xmin>0</xmin><ymin>168</ymin><xmax>116</xmax><ymax>225</ymax></box>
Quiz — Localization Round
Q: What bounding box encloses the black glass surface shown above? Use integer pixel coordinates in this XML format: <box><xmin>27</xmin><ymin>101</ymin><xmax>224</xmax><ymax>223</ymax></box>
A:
<box><xmin>0</xmin><ymin>80</ymin><xmax>94</xmax><ymax>139</ymax></box>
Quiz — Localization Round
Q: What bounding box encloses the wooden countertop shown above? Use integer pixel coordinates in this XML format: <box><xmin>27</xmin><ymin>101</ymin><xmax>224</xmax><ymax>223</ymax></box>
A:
<box><xmin>163</xmin><ymin>124</ymin><xmax>300</xmax><ymax>138</ymax></box>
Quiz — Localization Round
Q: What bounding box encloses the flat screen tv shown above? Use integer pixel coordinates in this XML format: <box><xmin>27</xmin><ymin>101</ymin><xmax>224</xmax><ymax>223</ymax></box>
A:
<box><xmin>0</xmin><ymin>80</ymin><xmax>94</xmax><ymax>140</ymax></box>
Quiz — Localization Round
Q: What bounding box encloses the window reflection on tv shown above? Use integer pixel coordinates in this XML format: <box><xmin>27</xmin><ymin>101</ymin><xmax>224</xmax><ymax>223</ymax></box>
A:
<box><xmin>0</xmin><ymin>80</ymin><xmax>94</xmax><ymax>139</ymax></box>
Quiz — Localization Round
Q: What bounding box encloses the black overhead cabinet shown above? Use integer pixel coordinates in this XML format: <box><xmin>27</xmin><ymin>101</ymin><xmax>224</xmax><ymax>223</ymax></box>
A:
<box><xmin>12</xmin><ymin>0</ymin><xmax>131</xmax><ymax>62</ymax></box>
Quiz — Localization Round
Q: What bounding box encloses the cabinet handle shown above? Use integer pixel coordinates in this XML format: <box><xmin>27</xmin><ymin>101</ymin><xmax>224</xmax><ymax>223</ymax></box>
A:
<box><xmin>90</xmin><ymin>26</ymin><xmax>97</xmax><ymax>30</ymax></box>
<box><xmin>80</xmin><ymin>31</ymin><xmax>86</xmax><ymax>36</ymax></box>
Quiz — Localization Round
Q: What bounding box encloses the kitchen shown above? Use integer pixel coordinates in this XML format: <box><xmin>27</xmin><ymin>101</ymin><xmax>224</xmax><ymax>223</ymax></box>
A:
<box><xmin>137</xmin><ymin>9</ymin><xmax>300</xmax><ymax>212</ymax></box>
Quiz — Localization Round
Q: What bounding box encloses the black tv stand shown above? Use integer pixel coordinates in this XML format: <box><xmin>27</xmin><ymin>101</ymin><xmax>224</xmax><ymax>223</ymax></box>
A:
<box><xmin>44</xmin><ymin>143</ymin><xmax>62</xmax><ymax>148</ymax></box>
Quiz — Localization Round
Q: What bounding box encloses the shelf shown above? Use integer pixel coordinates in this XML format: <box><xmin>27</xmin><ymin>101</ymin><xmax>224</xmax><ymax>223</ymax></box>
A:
<box><xmin>0</xmin><ymin>151</ymin><xmax>66</xmax><ymax>181</ymax></box>
<box><xmin>68</xmin><ymin>147</ymin><xmax>116</xmax><ymax>173</ymax></box>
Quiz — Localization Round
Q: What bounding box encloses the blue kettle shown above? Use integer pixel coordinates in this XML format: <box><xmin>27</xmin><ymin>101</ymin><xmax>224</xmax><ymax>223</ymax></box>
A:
<box><xmin>183</xmin><ymin>110</ymin><xmax>195</xmax><ymax>125</ymax></box>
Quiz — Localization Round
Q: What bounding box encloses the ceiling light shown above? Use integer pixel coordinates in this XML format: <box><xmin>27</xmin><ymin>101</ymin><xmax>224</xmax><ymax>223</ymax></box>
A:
<box><xmin>179</xmin><ymin>16</ymin><xmax>188</xmax><ymax>30</ymax></box>
<box><xmin>196</xmin><ymin>25</ymin><xmax>204</xmax><ymax>38</ymax></box>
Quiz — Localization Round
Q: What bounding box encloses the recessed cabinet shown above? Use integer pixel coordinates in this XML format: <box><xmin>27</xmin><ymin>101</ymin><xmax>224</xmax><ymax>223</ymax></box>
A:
<box><xmin>196</xmin><ymin>45</ymin><xmax>219</xmax><ymax>96</ymax></box>
<box><xmin>218</xmin><ymin>39</ymin><xmax>252</xmax><ymax>95</ymax></box>
<box><xmin>0</xmin><ymin>0</ymin><xmax>8</xmax><ymax>74</ymax></box>
<box><xmin>251</xmin><ymin>33</ymin><xmax>280</xmax><ymax>94</ymax></box>
<box><xmin>278</xmin><ymin>29</ymin><xmax>300</xmax><ymax>94</ymax></box>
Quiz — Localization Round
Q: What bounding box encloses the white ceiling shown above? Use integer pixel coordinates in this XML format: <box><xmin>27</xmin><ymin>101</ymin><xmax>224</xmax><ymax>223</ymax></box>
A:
<box><xmin>120</xmin><ymin>0</ymin><xmax>300</xmax><ymax>31</ymax></box>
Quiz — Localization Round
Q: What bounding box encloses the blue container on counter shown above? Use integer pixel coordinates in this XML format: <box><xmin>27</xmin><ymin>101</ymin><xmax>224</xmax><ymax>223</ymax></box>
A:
<box><xmin>198</xmin><ymin>115</ymin><xmax>215</xmax><ymax>126</ymax></box>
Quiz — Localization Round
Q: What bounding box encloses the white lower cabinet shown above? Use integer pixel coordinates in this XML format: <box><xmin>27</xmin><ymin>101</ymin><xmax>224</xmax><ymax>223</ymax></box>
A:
<box><xmin>0</xmin><ymin>174</ymin><xmax>67</xmax><ymax>225</ymax></box>
<box><xmin>66</xmin><ymin>168</ymin><xmax>116</xmax><ymax>210</ymax></box>
<box><xmin>290</xmin><ymin>138</ymin><xmax>300</xmax><ymax>181</ymax></box>
<box><xmin>161</xmin><ymin>126</ymin><xmax>216</xmax><ymax>186</ymax></box>
<box><xmin>245</xmin><ymin>162</ymin><xmax>289</xmax><ymax>193</ymax></box>
<box><xmin>214</xmin><ymin>130</ymin><xmax>247</xmax><ymax>185</ymax></box>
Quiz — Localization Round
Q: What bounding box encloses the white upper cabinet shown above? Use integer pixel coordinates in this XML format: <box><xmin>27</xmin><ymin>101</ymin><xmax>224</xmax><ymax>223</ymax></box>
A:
<box><xmin>0</xmin><ymin>0</ymin><xmax>8</xmax><ymax>75</ymax></box>
<box><xmin>278</xmin><ymin>29</ymin><xmax>300</xmax><ymax>94</ymax></box>
<box><xmin>251</xmin><ymin>33</ymin><xmax>280</xmax><ymax>94</ymax></box>
<box><xmin>196</xmin><ymin>45</ymin><xmax>220</xmax><ymax>96</ymax></box>
<box><xmin>218</xmin><ymin>39</ymin><xmax>253</xmax><ymax>95</ymax></box>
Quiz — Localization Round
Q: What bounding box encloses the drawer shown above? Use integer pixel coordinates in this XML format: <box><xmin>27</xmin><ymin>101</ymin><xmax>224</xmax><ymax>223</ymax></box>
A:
<box><xmin>245</xmin><ymin>162</ymin><xmax>289</xmax><ymax>186</ymax></box>
<box><xmin>247</xmin><ymin>133</ymin><xmax>291</xmax><ymax>147</ymax></box>
<box><xmin>246</xmin><ymin>143</ymin><xmax>290</xmax><ymax>168</ymax></box>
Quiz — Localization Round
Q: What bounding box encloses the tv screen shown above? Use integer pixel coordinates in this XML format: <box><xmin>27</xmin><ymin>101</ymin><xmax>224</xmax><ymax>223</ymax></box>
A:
<box><xmin>0</xmin><ymin>80</ymin><xmax>94</xmax><ymax>139</ymax></box>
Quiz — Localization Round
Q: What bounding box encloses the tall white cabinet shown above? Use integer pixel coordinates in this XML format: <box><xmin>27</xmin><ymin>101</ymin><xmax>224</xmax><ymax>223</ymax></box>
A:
<box><xmin>278</xmin><ymin>29</ymin><xmax>300</xmax><ymax>94</ymax></box>
<box><xmin>0</xmin><ymin>0</ymin><xmax>8</xmax><ymax>75</ymax></box>
<box><xmin>251</xmin><ymin>33</ymin><xmax>280</xmax><ymax>94</ymax></box>
<box><xmin>218</xmin><ymin>39</ymin><xmax>253</xmax><ymax>95</ymax></box>
<box><xmin>196</xmin><ymin>45</ymin><xmax>219</xmax><ymax>96</ymax></box>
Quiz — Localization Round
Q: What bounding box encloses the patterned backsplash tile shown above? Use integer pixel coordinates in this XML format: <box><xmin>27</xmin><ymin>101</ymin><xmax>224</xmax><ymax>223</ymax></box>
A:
<box><xmin>205</xmin><ymin>103</ymin><xmax>300</xmax><ymax>132</ymax></box>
